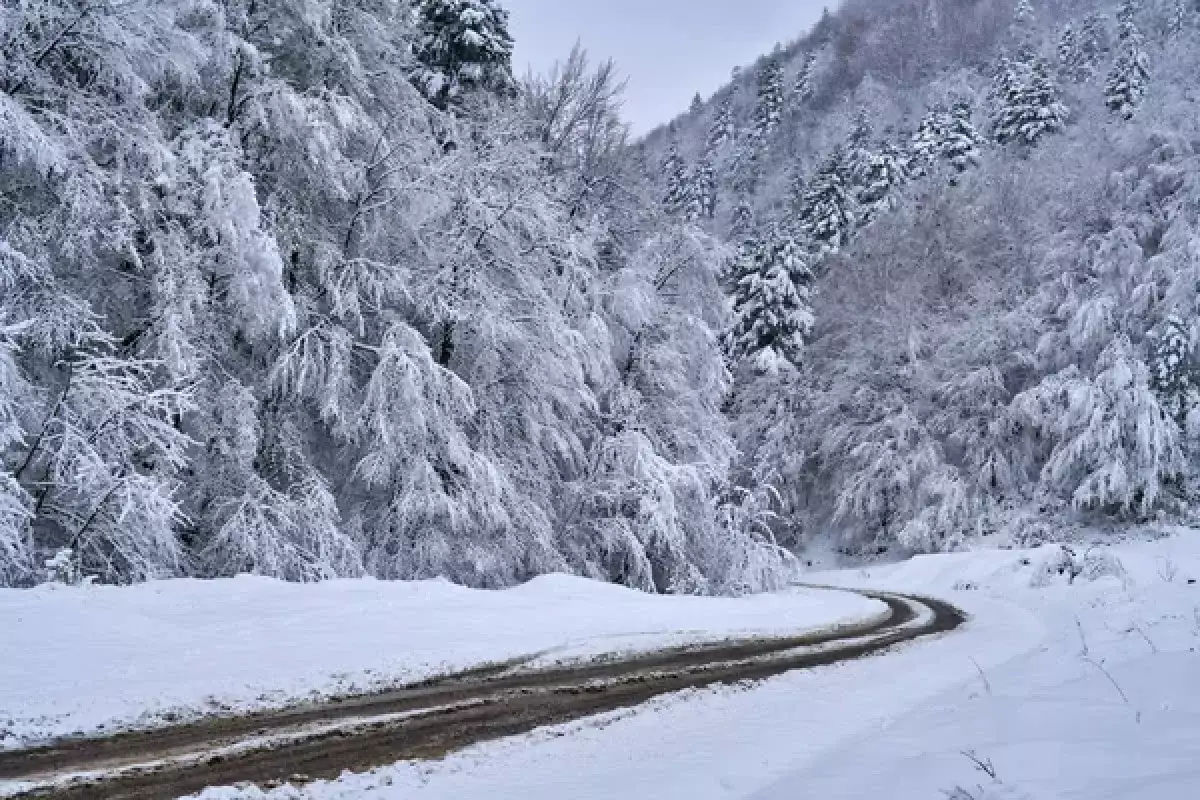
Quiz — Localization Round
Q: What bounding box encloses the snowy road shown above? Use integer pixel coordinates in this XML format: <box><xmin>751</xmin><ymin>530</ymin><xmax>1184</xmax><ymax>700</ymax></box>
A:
<box><xmin>0</xmin><ymin>590</ymin><xmax>962</xmax><ymax>800</ymax></box>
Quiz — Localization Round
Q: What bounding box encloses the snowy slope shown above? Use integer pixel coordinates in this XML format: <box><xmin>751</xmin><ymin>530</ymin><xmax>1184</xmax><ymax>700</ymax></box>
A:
<box><xmin>0</xmin><ymin>575</ymin><xmax>880</xmax><ymax>748</ymax></box>
<box><xmin>188</xmin><ymin>532</ymin><xmax>1200</xmax><ymax>800</ymax></box>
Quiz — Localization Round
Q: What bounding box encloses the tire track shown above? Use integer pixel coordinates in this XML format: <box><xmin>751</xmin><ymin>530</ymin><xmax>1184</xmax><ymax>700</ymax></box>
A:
<box><xmin>0</xmin><ymin>589</ymin><xmax>964</xmax><ymax>800</ymax></box>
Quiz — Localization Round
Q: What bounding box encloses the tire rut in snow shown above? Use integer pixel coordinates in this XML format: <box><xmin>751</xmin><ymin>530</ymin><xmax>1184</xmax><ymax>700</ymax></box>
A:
<box><xmin>1</xmin><ymin>590</ymin><xmax>964</xmax><ymax>800</ymax></box>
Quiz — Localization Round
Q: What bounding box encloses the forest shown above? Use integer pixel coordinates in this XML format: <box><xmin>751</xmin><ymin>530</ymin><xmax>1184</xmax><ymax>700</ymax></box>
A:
<box><xmin>2</xmin><ymin>0</ymin><xmax>1199</xmax><ymax>592</ymax></box>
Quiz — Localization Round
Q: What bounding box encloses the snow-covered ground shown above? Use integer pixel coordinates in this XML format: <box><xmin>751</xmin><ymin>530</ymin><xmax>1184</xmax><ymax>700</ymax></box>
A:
<box><xmin>0</xmin><ymin>574</ymin><xmax>881</xmax><ymax>748</ymax></box>
<box><xmin>191</xmin><ymin>530</ymin><xmax>1200</xmax><ymax>800</ymax></box>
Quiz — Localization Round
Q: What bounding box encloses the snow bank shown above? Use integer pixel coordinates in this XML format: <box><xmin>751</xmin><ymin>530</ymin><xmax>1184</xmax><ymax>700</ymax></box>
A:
<box><xmin>0</xmin><ymin>574</ymin><xmax>881</xmax><ymax>747</ymax></box>
<box><xmin>193</xmin><ymin>531</ymin><xmax>1200</xmax><ymax>800</ymax></box>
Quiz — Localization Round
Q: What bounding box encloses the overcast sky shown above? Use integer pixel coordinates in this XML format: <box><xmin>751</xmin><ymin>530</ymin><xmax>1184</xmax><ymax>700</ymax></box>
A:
<box><xmin>502</xmin><ymin>1</ymin><xmax>833</xmax><ymax>135</ymax></box>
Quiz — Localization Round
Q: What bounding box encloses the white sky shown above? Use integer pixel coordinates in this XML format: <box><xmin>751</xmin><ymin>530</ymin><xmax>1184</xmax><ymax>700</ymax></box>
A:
<box><xmin>503</xmin><ymin>1</ymin><xmax>834</xmax><ymax>135</ymax></box>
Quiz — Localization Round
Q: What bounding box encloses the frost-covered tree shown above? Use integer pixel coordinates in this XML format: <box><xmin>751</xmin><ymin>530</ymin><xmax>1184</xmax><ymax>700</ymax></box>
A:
<box><xmin>723</xmin><ymin>232</ymin><xmax>816</xmax><ymax>374</ymax></box>
<box><xmin>1150</xmin><ymin>314</ymin><xmax>1197</xmax><ymax>426</ymax></box>
<box><xmin>794</xmin><ymin>51</ymin><xmax>818</xmax><ymax>103</ymax></box>
<box><xmin>1105</xmin><ymin>5</ymin><xmax>1150</xmax><ymax>119</ymax></box>
<box><xmin>991</xmin><ymin>57</ymin><xmax>1069</xmax><ymax>146</ymax></box>
<box><xmin>688</xmin><ymin>156</ymin><xmax>718</xmax><ymax>221</ymax></box>
<box><xmin>661</xmin><ymin>138</ymin><xmax>691</xmax><ymax>214</ymax></box>
<box><xmin>831</xmin><ymin>407</ymin><xmax>969</xmax><ymax>554</ymax></box>
<box><xmin>912</xmin><ymin>102</ymin><xmax>985</xmax><ymax>176</ymax></box>
<box><xmin>413</xmin><ymin>0</ymin><xmax>516</xmax><ymax>109</ymax></box>
<box><xmin>706</xmin><ymin>95</ymin><xmax>735</xmax><ymax>152</ymax></box>
<box><xmin>798</xmin><ymin>149</ymin><xmax>856</xmax><ymax>251</ymax></box>
<box><xmin>855</xmin><ymin>142</ymin><xmax>911</xmax><ymax>223</ymax></box>
<box><xmin>1056</xmin><ymin>11</ymin><xmax>1113</xmax><ymax>82</ymax></box>
<box><xmin>1014</xmin><ymin>338</ymin><xmax>1182</xmax><ymax>516</ymax></box>
<box><xmin>751</xmin><ymin>57</ymin><xmax>785</xmax><ymax>142</ymax></box>
<box><xmin>730</xmin><ymin>196</ymin><xmax>756</xmax><ymax>243</ymax></box>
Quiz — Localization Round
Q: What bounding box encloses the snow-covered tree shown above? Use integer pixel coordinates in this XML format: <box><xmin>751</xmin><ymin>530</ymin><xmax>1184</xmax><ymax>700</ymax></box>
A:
<box><xmin>798</xmin><ymin>149</ymin><xmax>856</xmax><ymax>251</ymax></box>
<box><xmin>794</xmin><ymin>51</ymin><xmax>818</xmax><ymax>103</ymax></box>
<box><xmin>724</xmin><ymin>231</ymin><xmax>816</xmax><ymax>374</ymax></box>
<box><xmin>751</xmin><ymin>57</ymin><xmax>785</xmax><ymax>142</ymax></box>
<box><xmin>1150</xmin><ymin>314</ymin><xmax>1197</xmax><ymax>426</ymax></box>
<box><xmin>1014</xmin><ymin>337</ymin><xmax>1183</xmax><ymax>516</ymax></box>
<box><xmin>661</xmin><ymin>138</ymin><xmax>691</xmax><ymax>214</ymax></box>
<box><xmin>912</xmin><ymin>102</ymin><xmax>985</xmax><ymax>176</ymax></box>
<box><xmin>688</xmin><ymin>156</ymin><xmax>718</xmax><ymax>221</ymax></box>
<box><xmin>413</xmin><ymin>0</ymin><xmax>516</xmax><ymax>109</ymax></box>
<box><xmin>730</xmin><ymin>196</ymin><xmax>756</xmax><ymax>244</ymax></box>
<box><xmin>706</xmin><ymin>95</ymin><xmax>735</xmax><ymax>152</ymax></box>
<box><xmin>1105</xmin><ymin>5</ymin><xmax>1150</xmax><ymax>119</ymax></box>
<box><xmin>831</xmin><ymin>407</ymin><xmax>966</xmax><ymax>554</ymax></box>
<box><xmin>855</xmin><ymin>142</ymin><xmax>911</xmax><ymax>223</ymax></box>
<box><xmin>991</xmin><ymin>57</ymin><xmax>1069</xmax><ymax>146</ymax></box>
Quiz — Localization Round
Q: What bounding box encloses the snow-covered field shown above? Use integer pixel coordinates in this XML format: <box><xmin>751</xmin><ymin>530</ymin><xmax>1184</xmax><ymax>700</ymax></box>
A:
<box><xmin>191</xmin><ymin>531</ymin><xmax>1200</xmax><ymax>800</ymax></box>
<box><xmin>0</xmin><ymin>574</ymin><xmax>881</xmax><ymax>748</ymax></box>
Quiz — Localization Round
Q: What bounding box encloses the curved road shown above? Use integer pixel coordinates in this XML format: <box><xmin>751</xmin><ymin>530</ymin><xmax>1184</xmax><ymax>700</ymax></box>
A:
<box><xmin>0</xmin><ymin>589</ymin><xmax>964</xmax><ymax>800</ymax></box>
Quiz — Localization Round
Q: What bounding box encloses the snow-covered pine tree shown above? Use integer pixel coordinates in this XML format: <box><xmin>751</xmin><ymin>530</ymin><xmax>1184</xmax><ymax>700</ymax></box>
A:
<box><xmin>913</xmin><ymin>103</ymin><xmax>985</xmax><ymax>176</ymax></box>
<box><xmin>1150</xmin><ymin>314</ymin><xmax>1197</xmax><ymax>426</ymax></box>
<box><xmin>855</xmin><ymin>142</ymin><xmax>911</xmax><ymax>223</ymax></box>
<box><xmin>688</xmin><ymin>156</ymin><xmax>718</xmax><ymax>221</ymax></box>
<box><xmin>661</xmin><ymin>138</ymin><xmax>691</xmax><ymax>215</ymax></box>
<box><xmin>730</xmin><ymin>196</ymin><xmax>756</xmax><ymax>244</ymax></box>
<box><xmin>794</xmin><ymin>51</ymin><xmax>818</xmax><ymax>103</ymax></box>
<box><xmin>840</xmin><ymin>107</ymin><xmax>877</xmax><ymax>212</ymax></box>
<box><xmin>1105</xmin><ymin>3</ymin><xmax>1150</xmax><ymax>120</ymax></box>
<box><xmin>723</xmin><ymin>231</ymin><xmax>816</xmax><ymax>374</ymax></box>
<box><xmin>751</xmin><ymin>57</ymin><xmax>785</xmax><ymax>143</ymax></box>
<box><xmin>1057</xmin><ymin>23</ymin><xmax>1086</xmax><ymax>81</ymax></box>
<box><xmin>413</xmin><ymin>0</ymin><xmax>516</xmax><ymax>109</ymax></box>
<box><xmin>992</xmin><ymin>57</ymin><xmax>1069</xmax><ymax>146</ymax></box>
<box><xmin>690</xmin><ymin>92</ymin><xmax>704</xmax><ymax>115</ymax></box>
<box><xmin>1080</xmin><ymin>11</ymin><xmax>1112</xmax><ymax>60</ymax></box>
<box><xmin>706</xmin><ymin>95</ymin><xmax>735</xmax><ymax>152</ymax></box>
<box><xmin>798</xmin><ymin>149</ymin><xmax>856</xmax><ymax>252</ymax></box>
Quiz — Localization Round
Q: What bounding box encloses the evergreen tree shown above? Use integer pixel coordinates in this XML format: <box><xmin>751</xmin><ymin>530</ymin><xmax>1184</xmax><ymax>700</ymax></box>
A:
<box><xmin>991</xmin><ymin>57</ymin><xmax>1069</xmax><ymax>146</ymax></box>
<box><xmin>798</xmin><ymin>149</ymin><xmax>856</xmax><ymax>251</ymax></box>
<box><xmin>855</xmin><ymin>142</ymin><xmax>911</xmax><ymax>223</ymax></box>
<box><xmin>661</xmin><ymin>139</ymin><xmax>691</xmax><ymax>215</ymax></box>
<box><xmin>413</xmin><ymin>0</ymin><xmax>516</xmax><ymax>109</ymax></box>
<box><xmin>1057</xmin><ymin>23</ymin><xmax>1085</xmax><ymax>81</ymax></box>
<box><xmin>794</xmin><ymin>51</ymin><xmax>818</xmax><ymax>103</ymax></box>
<box><xmin>1151</xmin><ymin>314</ymin><xmax>1197</xmax><ymax>426</ymax></box>
<box><xmin>706</xmin><ymin>95</ymin><xmax>735</xmax><ymax>153</ymax></box>
<box><xmin>690</xmin><ymin>92</ymin><xmax>704</xmax><ymax>115</ymax></box>
<box><xmin>723</xmin><ymin>231</ymin><xmax>816</xmax><ymax>374</ymax></box>
<box><xmin>840</xmin><ymin>107</ymin><xmax>877</xmax><ymax>205</ymax></box>
<box><xmin>1106</xmin><ymin>4</ymin><xmax>1150</xmax><ymax>120</ymax></box>
<box><xmin>1080</xmin><ymin>11</ymin><xmax>1112</xmax><ymax>61</ymax></box>
<box><xmin>752</xmin><ymin>57</ymin><xmax>785</xmax><ymax>142</ymax></box>
<box><xmin>912</xmin><ymin>102</ymin><xmax>985</xmax><ymax>176</ymax></box>
<box><xmin>688</xmin><ymin>156</ymin><xmax>718</xmax><ymax>221</ymax></box>
<box><xmin>730</xmin><ymin>196</ymin><xmax>756</xmax><ymax>244</ymax></box>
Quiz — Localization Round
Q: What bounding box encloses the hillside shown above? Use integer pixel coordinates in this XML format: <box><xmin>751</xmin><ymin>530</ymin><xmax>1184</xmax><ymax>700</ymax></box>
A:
<box><xmin>650</xmin><ymin>0</ymin><xmax>1200</xmax><ymax>558</ymax></box>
